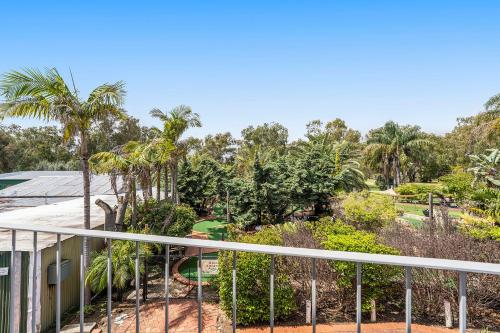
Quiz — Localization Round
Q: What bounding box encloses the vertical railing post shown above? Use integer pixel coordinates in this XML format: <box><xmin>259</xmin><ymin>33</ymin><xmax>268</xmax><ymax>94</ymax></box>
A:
<box><xmin>311</xmin><ymin>258</ymin><xmax>317</xmax><ymax>333</ymax></box>
<box><xmin>32</xmin><ymin>232</ymin><xmax>38</xmax><ymax>333</ymax></box>
<box><xmin>459</xmin><ymin>272</ymin><xmax>467</xmax><ymax>333</ymax></box>
<box><xmin>107</xmin><ymin>239</ymin><xmax>112</xmax><ymax>333</ymax></box>
<box><xmin>10</xmin><ymin>230</ymin><xmax>16</xmax><ymax>333</ymax></box>
<box><xmin>270</xmin><ymin>255</ymin><xmax>275</xmax><ymax>333</ymax></box>
<box><xmin>356</xmin><ymin>263</ymin><xmax>361</xmax><ymax>333</ymax></box>
<box><xmin>232</xmin><ymin>251</ymin><xmax>237</xmax><ymax>333</ymax></box>
<box><xmin>56</xmin><ymin>234</ymin><xmax>61</xmax><ymax>333</ymax></box>
<box><xmin>198</xmin><ymin>248</ymin><xmax>203</xmax><ymax>333</ymax></box>
<box><xmin>135</xmin><ymin>242</ymin><xmax>140</xmax><ymax>333</ymax></box>
<box><xmin>80</xmin><ymin>237</ymin><xmax>85</xmax><ymax>333</ymax></box>
<box><xmin>165</xmin><ymin>244</ymin><xmax>170</xmax><ymax>333</ymax></box>
<box><xmin>405</xmin><ymin>267</ymin><xmax>412</xmax><ymax>333</ymax></box>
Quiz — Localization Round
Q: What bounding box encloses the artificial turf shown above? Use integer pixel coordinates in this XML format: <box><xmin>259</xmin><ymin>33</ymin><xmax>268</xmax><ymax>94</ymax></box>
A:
<box><xmin>192</xmin><ymin>218</ymin><xmax>228</xmax><ymax>240</ymax></box>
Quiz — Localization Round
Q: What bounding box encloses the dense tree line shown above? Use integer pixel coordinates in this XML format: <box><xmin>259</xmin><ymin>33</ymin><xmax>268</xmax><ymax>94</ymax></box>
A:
<box><xmin>1</xmin><ymin>68</ymin><xmax>498</xmax><ymax>228</ymax></box>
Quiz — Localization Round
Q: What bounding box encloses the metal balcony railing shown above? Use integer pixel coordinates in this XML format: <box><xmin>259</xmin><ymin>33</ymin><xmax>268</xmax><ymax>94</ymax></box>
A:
<box><xmin>1</xmin><ymin>222</ymin><xmax>500</xmax><ymax>333</ymax></box>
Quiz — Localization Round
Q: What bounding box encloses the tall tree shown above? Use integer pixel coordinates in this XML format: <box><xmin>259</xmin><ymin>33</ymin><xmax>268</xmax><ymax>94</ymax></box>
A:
<box><xmin>150</xmin><ymin>105</ymin><xmax>201</xmax><ymax>203</ymax></box>
<box><xmin>0</xmin><ymin>68</ymin><xmax>125</xmax><ymax>303</ymax></box>
<box><xmin>364</xmin><ymin>121</ymin><xmax>432</xmax><ymax>187</ymax></box>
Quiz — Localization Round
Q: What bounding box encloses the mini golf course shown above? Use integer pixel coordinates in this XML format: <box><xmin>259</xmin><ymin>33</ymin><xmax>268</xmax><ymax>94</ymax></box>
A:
<box><xmin>177</xmin><ymin>218</ymin><xmax>228</xmax><ymax>283</ymax></box>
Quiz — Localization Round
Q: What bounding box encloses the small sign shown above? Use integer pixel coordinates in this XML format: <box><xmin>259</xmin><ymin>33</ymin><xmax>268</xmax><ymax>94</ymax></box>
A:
<box><xmin>0</xmin><ymin>267</ymin><xmax>9</xmax><ymax>276</ymax></box>
<box><xmin>201</xmin><ymin>260</ymin><xmax>218</xmax><ymax>275</ymax></box>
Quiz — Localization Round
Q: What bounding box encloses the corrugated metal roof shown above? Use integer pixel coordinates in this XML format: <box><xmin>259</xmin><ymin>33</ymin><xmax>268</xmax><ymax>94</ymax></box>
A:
<box><xmin>0</xmin><ymin>171</ymin><xmax>82</xmax><ymax>180</ymax></box>
<box><xmin>0</xmin><ymin>174</ymin><xmax>123</xmax><ymax>197</ymax></box>
<box><xmin>0</xmin><ymin>194</ymin><xmax>118</xmax><ymax>251</ymax></box>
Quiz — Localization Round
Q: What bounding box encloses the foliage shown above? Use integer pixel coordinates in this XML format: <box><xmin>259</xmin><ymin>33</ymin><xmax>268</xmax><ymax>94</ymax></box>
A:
<box><xmin>442</xmin><ymin>110</ymin><xmax>499</xmax><ymax>167</ymax></box>
<box><xmin>322</xmin><ymin>229</ymin><xmax>400</xmax><ymax>311</ymax></box>
<box><xmin>150</xmin><ymin>104</ymin><xmax>202</xmax><ymax>203</ymax></box>
<box><xmin>439</xmin><ymin>168</ymin><xmax>474</xmax><ymax>202</ymax></box>
<box><xmin>130</xmin><ymin>199</ymin><xmax>197</xmax><ymax>236</ymax></box>
<box><xmin>458</xmin><ymin>215</ymin><xmax>500</xmax><ymax>241</ymax></box>
<box><xmin>469</xmin><ymin>187</ymin><xmax>500</xmax><ymax>219</ymax></box>
<box><xmin>0</xmin><ymin>67</ymin><xmax>126</xmax><ymax>304</ymax></box>
<box><xmin>364</xmin><ymin>121</ymin><xmax>433</xmax><ymax>187</ymax></box>
<box><xmin>468</xmin><ymin>149</ymin><xmax>500</xmax><ymax>188</ymax></box>
<box><xmin>342</xmin><ymin>192</ymin><xmax>397</xmax><ymax>230</ymax></box>
<box><xmin>288</xmin><ymin>140</ymin><xmax>366</xmax><ymax>214</ymax></box>
<box><xmin>177</xmin><ymin>157</ymin><xmax>229</xmax><ymax>214</ymax></box>
<box><xmin>218</xmin><ymin>226</ymin><xmax>296</xmax><ymax>325</ymax></box>
<box><xmin>395</xmin><ymin>182</ymin><xmax>442</xmax><ymax>201</ymax></box>
<box><xmin>307</xmin><ymin>218</ymin><xmax>400</xmax><ymax>312</ymax></box>
<box><xmin>85</xmin><ymin>238</ymin><xmax>152</xmax><ymax>297</ymax></box>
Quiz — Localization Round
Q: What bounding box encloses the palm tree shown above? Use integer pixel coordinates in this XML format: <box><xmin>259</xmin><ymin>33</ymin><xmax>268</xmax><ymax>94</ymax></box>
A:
<box><xmin>145</xmin><ymin>137</ymin><xmax>174</xmax><ymax>201</ymax></box>
<box><xmin>468</xmin><ymin>149</ymin><xmax>500</xmax><ymax>188</ymax></box>
<box><xmin>90</xmin><ymin>142</ymin><xmax>138</xmax><ymax>226</ymax></box>
<box><xmin>0</xmin><ymin>68</ymin><xmax>125</xmax><ymax>304</ymax></box>
<box><xmin>364</xmin><ymin>121</ymin><xmax>432</xmax><ymax>187</ymax></box>
<box><xmin>150</xmin><ymin>105</ymin><xmax>201</xmax><ymax>203</ymax></box>
<box><xmin>85</xmin><ymin>238</ymin><xmax>153</xmax><ymax>301</ymax></box>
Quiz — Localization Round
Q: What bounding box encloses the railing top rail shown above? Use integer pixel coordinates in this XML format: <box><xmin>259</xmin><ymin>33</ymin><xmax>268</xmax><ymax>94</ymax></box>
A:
<box><xmin>1</xmin><ymin>222</ymin><xmax>499</xmax><ymax>275</ymax></box>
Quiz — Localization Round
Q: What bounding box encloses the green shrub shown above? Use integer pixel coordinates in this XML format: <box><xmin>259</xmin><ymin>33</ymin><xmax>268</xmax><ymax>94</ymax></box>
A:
<box><xmin>318</xmin><ymin>218</ymin><xmax>400</xmax><ymax>311</ymax></box>
<box><xmin>459</xmin><ymin>215</ymin><xmax>500</xmax><ymax>241</ymax></box>
<box><xmin>439</xmin><ymin>169</ymin><xmax>474</xmax><ymax>202</ymax></box>
<box><xmin>130</xmin><ymin>199</ymin><xmax>197</xmax><ymax>237</ymax></box>
<box><xmin>218</xmin><ymin>227</ymin><xmax>296</xmax><ymax>325</ymax></box>
<box><xmin>470</xmin><ymin>188</ymin><xmax>500</xmax><ymax>220</ymax></box>
<box><xmin>395</xmin><ymin>183</ymin><xmax>442</xmax><ymax>202</ymax></box>
<box><xmin>342</xmin><ymin>192</ymin><xmax>397</xmax><ymax>230</ymax></box>
<box><xmin>86</xmin><ymin>239</ymin><xmax>153</xmax><ymax>299</ymax></box>
<box><xmin>167</xmin><ymin>204</ymin><xmax>198</xmax><ymax>237</ymax></box>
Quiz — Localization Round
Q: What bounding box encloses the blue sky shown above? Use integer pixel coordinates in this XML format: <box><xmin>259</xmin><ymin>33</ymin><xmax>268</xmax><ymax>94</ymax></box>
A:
<box><xmin>1</xmin><ymin>1</ymin><xmax>499</xmax><ymax>139</ymax></box>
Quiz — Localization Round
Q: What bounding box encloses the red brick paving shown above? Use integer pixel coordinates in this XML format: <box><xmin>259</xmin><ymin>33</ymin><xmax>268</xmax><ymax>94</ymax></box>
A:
<box><xmin>239</xmin><ymin>323</ymin><xmax>459</xmax><ymax>333</ymax></box>
<box><xmin>94</xmin><ymin>298</ymin><xmax>463</xmax><ymax>333</ymax></box>
<box><xmin>99</xmin><ymin>300</ymin><xmax>221</xmax><ymax>333</ymax></box>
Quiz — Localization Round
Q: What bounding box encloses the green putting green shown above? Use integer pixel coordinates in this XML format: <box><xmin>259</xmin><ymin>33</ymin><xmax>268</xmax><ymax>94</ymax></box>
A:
<box><xmin>192</xmin><ymin>218</ymin><xmax>228</xmax><ymax>240</ymax></box>
<box><xmin>178</xmin><ymin>252</ymin><xmax>218</xmax><ymax>282</ymax></box>
<box><xmin>396</xmin><ymin>203</ymin><xmax>462</xmax><ymax>218</ymax></box>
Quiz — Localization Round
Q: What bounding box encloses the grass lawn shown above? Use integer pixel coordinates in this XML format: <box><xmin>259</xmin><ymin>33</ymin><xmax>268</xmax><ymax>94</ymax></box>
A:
<box><xmin>192</xmin><ymin>218</ymin><xmax>228</xmax><ymax>240</ymax></box>
<box><xmin>400</xmin><ymin>216</ymin><xmax>424</xmax><ymax>228</ymax></box>
<box><xmin>396</xmin><ymin>203</ymin><xmax>462</xmax><ymax>218</ymax></box>
<box><xmin>178</xmin><ymin>252</ymin><xmax>218</xmax><ymax>282</ymax></box>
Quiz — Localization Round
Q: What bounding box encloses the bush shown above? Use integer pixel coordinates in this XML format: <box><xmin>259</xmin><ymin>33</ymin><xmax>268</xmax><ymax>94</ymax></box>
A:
<box><xmin>317</xmin><ymin>218</ymin><xmax>400</xmax><ymax>312</ymax></box>
<box><xmin>470</xmin><ymin>188</ymin><xmax>500</xmax><ymax>220</ymax></box>
<box><xmin>167</xmin><ymin>204</ymin><xmax>198</xmax><ymax>237</ymax></box>
<box><xmin>395</xmin><ymin>183</ymin><xmax>442</xmax><ymax>202</ymax></box>
<box><xmin>439</xmin><ymin>169</ymin><xmax>474</xmax><ymax>202</ymax></box>
<box><xmin>130</xmin><ymin>199</ymin><xmax>197</xmax><ymax>237</ymax></box>
<box><xmin>218</xmin><ymin>227</ymin><xmax>296</xmax><ymax>325</ymax></box>
<box><xmin>458</xmin><ymin>215</ymin><xmax>500</xmax><ymax>241</ymax></box>
<box><xmin>342</xmin><ymin>192</ymin><xmax>397</xmax><ymax>230</ymax></box>
<box><xmin>86</xmin><ymin>238</ymin><xmax>153</xmax><ymax>300</ymax></box>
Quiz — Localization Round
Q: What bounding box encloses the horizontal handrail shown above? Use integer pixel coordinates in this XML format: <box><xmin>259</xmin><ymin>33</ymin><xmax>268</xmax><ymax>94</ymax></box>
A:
<box><xmin>1</xmin><ymin>222</ymin><xmax>499</xmax><ymax>275</ymax></box>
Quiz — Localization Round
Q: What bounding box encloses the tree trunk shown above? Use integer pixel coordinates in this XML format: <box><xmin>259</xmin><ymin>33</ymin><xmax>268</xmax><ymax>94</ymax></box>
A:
<box><xmin>115</xmin><ymin>176</ymin><xmax>131</xmax><ymax>228</ymax></box>
<box><xmin>131</xmin><ymin>178</ymin><xmax>137</xmax><ymax>227</ymax></box>
<box><xmin>156</xmin><ymin>165</ymin><xmax>161</xmax><ymax>201</ymax></box>
<box><xmin>394</xmin><ymin>149</ymin><xmax>402</xmax><ymax>186</ymax></box>
<box><xmin>147</xmin><ymin>168</ymin><xmax>153</xmax><ymax>198</ymax></box>
<box><xmin>164</xmin><ymin>164</ymin><xmax>169</xmax><ymax>200</ymax></box>
<box><xmin>170</xmin><ymin>162</ymin><xmax>179</xmax><ymax>204</ymax></box>
<box><xmin>80</xmin><ymin>132</ymin><xmax>92</xmax><ymax>305</ymax></box>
